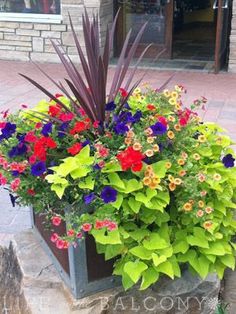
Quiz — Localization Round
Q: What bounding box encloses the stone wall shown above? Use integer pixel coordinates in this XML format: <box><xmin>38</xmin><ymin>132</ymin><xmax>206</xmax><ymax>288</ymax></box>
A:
<box><xmin>0</xmin><ymin>0</ymin><xmax>113</xmax><ymax>63</ymax></box>
<box><xmin>229</xmin><ymin>0</ymin><xmax>236</xmax><ymax>72</ymax></box>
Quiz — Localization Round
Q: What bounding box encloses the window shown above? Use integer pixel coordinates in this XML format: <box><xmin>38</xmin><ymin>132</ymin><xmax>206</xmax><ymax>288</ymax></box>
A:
<box><xmin>0</xmin><ymin>0</ymin><xmax>61</xmax><ymax>14</ymax></box>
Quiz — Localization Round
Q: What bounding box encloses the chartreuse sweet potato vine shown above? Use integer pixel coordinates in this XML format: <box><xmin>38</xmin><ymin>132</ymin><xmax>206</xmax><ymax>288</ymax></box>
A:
<box><xmin>0</xmin><ymin>84</ymin><xmax>235</xmax><ymax>291</ymax></box>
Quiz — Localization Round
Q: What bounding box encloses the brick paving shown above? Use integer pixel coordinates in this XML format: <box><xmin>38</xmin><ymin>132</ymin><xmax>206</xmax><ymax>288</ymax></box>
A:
<box><xmin>0</xmin><ymin>60</ymin><xmax>236</xmax><ymax>244</ymax></box>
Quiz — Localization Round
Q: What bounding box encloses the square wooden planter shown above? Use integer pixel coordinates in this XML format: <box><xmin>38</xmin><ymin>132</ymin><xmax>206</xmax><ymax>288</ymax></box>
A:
<box><xmin>30</xmin><ymin>208</ymin><xmax>120</xmax><ymax>299</ymax></box>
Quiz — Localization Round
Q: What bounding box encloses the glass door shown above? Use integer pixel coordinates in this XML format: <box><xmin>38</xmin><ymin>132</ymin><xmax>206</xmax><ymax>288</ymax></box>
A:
<box><xmin>115</xmin><ymin>0</ymin><xmax>174</xmax><ymax>59</ymax></box>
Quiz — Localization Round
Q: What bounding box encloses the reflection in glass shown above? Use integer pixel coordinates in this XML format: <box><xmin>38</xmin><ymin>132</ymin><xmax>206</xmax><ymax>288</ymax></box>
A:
<box><xmin>0</xmin><ymin>0</ymin><xmax>60</xmax><ymax>14</ymax></box>
<box><xmin>118</xmin><ymin>0</ymin><xmax>166</xmax><ymax>45</ymax></box>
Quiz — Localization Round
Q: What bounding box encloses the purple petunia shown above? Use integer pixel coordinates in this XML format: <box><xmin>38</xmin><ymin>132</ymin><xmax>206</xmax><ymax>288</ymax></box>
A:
<box><xmin>222</xmin><ymin>154</ymin><xmax>235</xmax><ymax>168</ymax></box>
<box><xmin>132</xmin><ymin>110</ymin><xmax>142</xmax><ymax>123</ymax></box>
<box><xmin>105</xmin><ymin>101</ymin><xmax>116</xmax><ymax>111</ymax></box>
<box><xmin>114</xmin><ymin>122</ymin><xmax>129</xmax><ymax>135</ymax></box>
<box><xmin>100</xmin><ymin>186</ymin><xmax>117</xmax><ymax>203</ymax></box>
<box><xmin>150</xmin><ymin>122</ymin><xmax>167</xmax><ymax>136</ymax></box>
<box><xmin>0</xmin><ymin>122</ymin><xmax>16</xmax><ymax>140</ymax></box>
<box><xmin>58</xmin><ymin>122</ymin><xmax>69</xmax><ymax>138</ymax></box>
<box><xmin>31</xmin><ymin>161</ymin><xmax>46</xmax><ymax>176</ymax></box>
<box><xmin>84</xmin><ymin>193</ymin><xmax>96</xmax><ymax>204</ymax></box>
<box><xmin>41</xmin><ymin>123</ymin><xmax>52</xmax><ymax>137</ymax></box>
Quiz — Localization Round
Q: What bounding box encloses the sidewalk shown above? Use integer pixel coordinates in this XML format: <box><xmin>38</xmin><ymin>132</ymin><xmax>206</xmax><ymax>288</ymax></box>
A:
<box><xmin>0</xmin><ymin>60</ymin><xmax>236</xmax><ymax>242</ymax></box>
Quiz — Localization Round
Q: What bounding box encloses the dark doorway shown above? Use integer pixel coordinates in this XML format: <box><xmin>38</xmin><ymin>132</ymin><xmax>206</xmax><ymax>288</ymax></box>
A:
<box><xmin>173</xmin><ymin>0</ymin><xmax>216</xmax><ymax>62</ymax></box>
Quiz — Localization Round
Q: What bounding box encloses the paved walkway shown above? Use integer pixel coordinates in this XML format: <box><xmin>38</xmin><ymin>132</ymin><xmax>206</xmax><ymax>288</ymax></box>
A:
<box><xmin>0</xmin><ymin>60</ymin><xmax>236</xmax><ymax>243</ymax></box>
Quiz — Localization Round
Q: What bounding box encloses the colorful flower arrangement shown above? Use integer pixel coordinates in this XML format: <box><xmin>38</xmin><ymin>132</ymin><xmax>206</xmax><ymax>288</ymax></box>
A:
<box><xmin>0</xmin><ymin>9</ymin><xmax>236</xmax><ymax>291</ymax></box>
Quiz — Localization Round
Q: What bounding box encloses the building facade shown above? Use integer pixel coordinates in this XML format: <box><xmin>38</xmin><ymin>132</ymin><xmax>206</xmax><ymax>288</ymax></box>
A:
<box><xmin>0</xmin><ymin>0</ymin><xmax>235</xmax><ymax>72</ymax></box>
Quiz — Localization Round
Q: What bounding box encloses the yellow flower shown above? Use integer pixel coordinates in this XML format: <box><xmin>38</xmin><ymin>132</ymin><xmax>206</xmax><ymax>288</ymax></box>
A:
<box><xmin>149</xmin><ymin>182</ymin><xmax>158</xmax><ymax>190</ymax></box>
<box><xmin>203</xmin><ymin>221</ymin><xmax>213</xmax><ymax>230</ymax></box>
<box><xmin>183</xmin><ymin>202</ymin><xmax>193</xmax><ymax>212</ymax></box>
<box><xmin>168</xmin><ymin>116</ymin><xmax>176</xmax><ymax>122</ymax></box>
<box><xmin>163</xmin><ymin>89</ymin><xmax>170</xmax><ymax>97</ymax></box>
<box><xmin>134</xmin><ymin>87</ymin><xmax>141</xmax><ymax>94</ymax></box>
<box><xmin>198</xmin><ymin>135</ymin><xmax>207</xmax><ymax>143</ymax></box>
<box><xmin>213</xmin><ymin>173</ymin><xmax>221</xmax><ymax>181</ymax></box>
<box><xmin>179</xmin><ymin>170</ymin><xmax>186</xmax><ymax>177</ymax></box>
<box><xmin>145</xmin><ymin>149</ymin><xmax>154</xmax><ymax>157</ymax></box>
<box><xmin>216</xmin><ymin>137</ymin><xmax>222</xmax><ymax>145</ymax></box>
<box><xmin>178</xmin><ymin>159</ymin><xmax>185</xmax><ymax>166</ymax></box>
<box><xmin>174</xmin><ymin>178</ymin><xmax>182</xmax><ymax>185</ymax></box>
<box><xmin>198</xmin><ymin>200</ymin><xmax>205</xmax><ymax>208</ymax></box>
<box><xmin>174</xmin><ymin>124</ymin><xmax>181</xmax><ymax>131</ymax></box>
<box><xmin>143</xmin><ymin>177</ymin><xmax>152</xmax><ymax>186</ymax></box>
<box><xmin>169</xmin><ymin>98</ymin><xmax>176</xmax><ymax>106</ymax></box>
<box><xmin>133</xmin><ymin>142</ymin><xmax>142</xmax><ymax>151</ymax></box>
<box><xmin>165</xmin><ymin>162</ymin><xmax>172</xmax><ymax>169</ymax></box>
<box><xmin>189</xmin><ymin>199</ymin><xmax>195</xmax><ymax>205</ymax></box>
<box><xmin>167</xmin><ymin>131</ymin><xmax>175</xmax><ymax>139</ymax></box>
<box><xmin>205</xmin><ymin>207</ymin><xmax>213</xmax><ymax>214</ymax></box>
<box><xmin>175</xmin><ymin>103</ymin><xmax>181</xmax><ymax>110</ymax></box>
<box><xmin>153</xmin><ymin>176</ymin><xmax>160</xmax><ymax>184</ymax></box>
<box><xmin>147</xmin><ymin>137</ymin><xmax>154</xmax><ymax>144</ymax></box>
<box><xmin>153</xmin><ymin>144</ymin><xmax>160</xmax><ymax>152</ymax></box>
<box><xmin>171</xmin><ymin>91</ymin><xmax>178</xmax><ymax>98</ymax></box>
<box><xmin>146</xmin><ymin>165</ymin><xmax>153</xmax><ymax>172</ymax></box>
<box><xmin>168</xmin><ymin>175</ymin><xmax>175</xmax><ymax>182</ymax></box>
<box><xmin>196</xmin><ymin>210</ymin><xmax>204</xmax><ymax>218</ymax></box>
<box><xmin>169</xmin><ymin>182</ymin><xmax>176</xmax><ymax>191</ymax></box>
<box><xmin>193</xmin><ymin>153</ymin><xmax>201</xmax><ymax>160</ymax></box>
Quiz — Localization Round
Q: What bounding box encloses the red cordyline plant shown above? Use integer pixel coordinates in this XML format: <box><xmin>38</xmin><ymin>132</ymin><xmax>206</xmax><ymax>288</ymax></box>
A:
<box><xmin>20</xmin><ymin>8</ymin><xmax>152</xmax><ymax>127</ymax></box>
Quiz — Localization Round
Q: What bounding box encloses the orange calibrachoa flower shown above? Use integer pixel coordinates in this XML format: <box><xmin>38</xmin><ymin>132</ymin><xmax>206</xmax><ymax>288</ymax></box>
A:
<box><xmin>153</xmin><ymin>144</ymin><xmax>160</xmax><ymax>152</ymax></box>
<box><xmin>213</xmin><ymin>173</ymin><xmax>222</xmax><ymax>181</ymax></box>
<box><xmin>165</xmin><ymin>162</ymin><xmax>172</xmax><ymax>169</ymax></box>
<box><xmin>125</xmin><ymin>137</ymin><xmax>132</xmax><ymax>145</ymax></box>
<box><xmin>174</xmin><ymin>124</ymin><xmax>181</xmax><ymax>131</ymax></box>
<box><xmin>183</xmin><ymin>202</ymin><xmax>192</xmax><ymax>212</ymax></box>
<box><xmin>168</xmin><ymin>116</ymin><xmax>175</xmax><ymax>122</ymax></box>
<box><xmin>147</xmin><ymin>137</ymin><xmax>154</xmax><ymax>144</ymax></box>
<box><xmin>169</xmin><ymin>182</ymin><xmax>176</xmax><ymax>191</ymax></box>
<box><xmin>193</xmin><ymin>153</ymin><xmax>201</xmax><ymax>160</ymax></box>
<box><xmin>196</xmin><ymin>210</ymin><xmax>204</xmax><ymax>218</ymax></box>
<box><xmin>143</xmin><ymin>177</ymin><xmax>151</xmax><ymax>186</ymax></box>
<box><xmin>203</xmin><ymin>221</ymin><xmax>213</xmax><ymax>230</ymax></box>
<box><xmin>198</xmin><ymin>200</ymin><xmax>205</xmax><ymax>208</ymax></box>
<box><xmin>197</xmin><ymin>173</ymin><xmax>206</xmax><ymax>182</ymax></box>
<box><xmin>179</xmin><ymin>170</ymin><xmax>186</xmax><ymax>177</ymax></box>
<box><xmin>133</xmin><ymin>142</ymin><xmax>142</xmax><ymax>151</ymax></box>
<box><xmin>174</xmin><ymin>178</ymin><xmax>182</xmax><ymax>185</ymax></box>
<box><xmin>205</xmin><ymin>207</ymin><xmax>213</xmax><ymax>214</ymax></box>
<box><xmin>198</xmin><ymin>135</ymin><xmax>207</xmax><ymax>143</ymax></box>
<box><xmin>178</xmin><ymin>159</ymin><xmax>185</xmax><ymax>166</ymax></box>
<box><xmin>145</xmin><ymin>149</ymin><xmax>154</xmax><ymax>157</ymax></box>
<box><xmin>181</xmin><ymin>152</ymin><xmax>188</xmax><ymax>159</ymax></box>
<box><xmin>167</xmin><ymin>131</ymin><xmax>175</xmax><ymax>139</ymax></box>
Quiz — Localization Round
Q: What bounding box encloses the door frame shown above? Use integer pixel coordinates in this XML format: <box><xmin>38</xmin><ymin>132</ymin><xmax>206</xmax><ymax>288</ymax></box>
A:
<box><xmin>114</xmin><ymin>0</ymin><xmax>174</xmax><ymax>59</ymax></box>
<box><xmin>215</xmin><ymin>0</ymin><xmax>232</xmax><ymax>73</ymax></box>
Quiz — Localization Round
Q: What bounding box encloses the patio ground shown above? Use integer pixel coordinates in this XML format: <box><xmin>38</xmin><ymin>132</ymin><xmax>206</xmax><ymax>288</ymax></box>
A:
<box><xmin>0</xmin><ymin>59</ymin><xmax>236</xmax><ymax>243</ymax></box>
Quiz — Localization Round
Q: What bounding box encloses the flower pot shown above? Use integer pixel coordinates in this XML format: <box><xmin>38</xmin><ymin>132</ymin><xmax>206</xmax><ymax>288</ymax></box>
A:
<box><xmin>30</xmin><ymin>208</ymin><xmax>121</xmax><ymax>299</ymax></box>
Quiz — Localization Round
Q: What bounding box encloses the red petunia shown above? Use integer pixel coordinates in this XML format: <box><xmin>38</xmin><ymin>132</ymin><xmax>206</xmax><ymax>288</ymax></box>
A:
<box><xmin>82</xmin><ymin>223</ymin><xmax>92</xmax><ymax>232</ymax></box>
<box><xmin>59</xmin><ymin>112</ymin><xmax>75</xmax><ymax>122</ymax></box>
<box><xmin>51</xmin><ymin>216</ymin><xmax>62</xmax><ymax>226</ymax></box>
<box><xmin>35</xmin><ymin>122</ymin><xmax>43</xmax><ymax>129</ymax></box>
<box><xmin>0</xmin><ymin>122</ymin><xmax>6</xmax><ymax>129</ymax></box>
<box><xmin>50</xmin><ymin>233</ymin><xmax>59</xmax><ymax>243</ymax></box>
<box><xmin>158</xmin><ymin>116</ymin><xmax>168</xmax><ymax>127</ymax></box>
<box><xmin>119</xmin><ymin>88</ymin><xmax>128</xmax><ymax>98</ymax></box>
<box><xmin>147</xmin><ymin>104</ymin><xmax>156</xmax><ymax>111</ymax></box>
<box><xmin>67</xmin><ymin>143</ymin><xmax>82</xmax><ymax>155</ymax></box>
<box><xmin>116</xmin><ymin>147</ymin><xmax>145</xmax><ymax>172</ymax></box>
<box><xmin>25</xmin><ymin>131</ymin><xmax>37</xmax><ymax>143</ymax></box>
<box><xmin>48</xmin><ymin>105</ymin><xmax>61</xmax><ymax>117</ymax></box>
<box><xmin>27</xmin><ymin>188</ymin><xmax>35</xmax><ymax>196</ymax></box>
<box><xmin>69</xmin><ymin>121</ymin><xmax>89</xmax><ymax>135</ymax></box>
